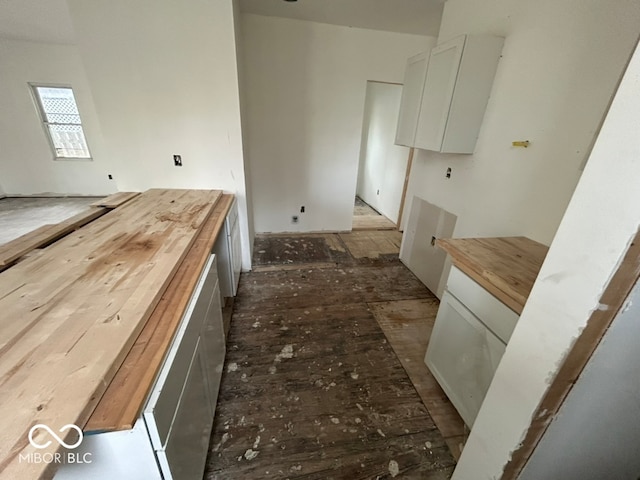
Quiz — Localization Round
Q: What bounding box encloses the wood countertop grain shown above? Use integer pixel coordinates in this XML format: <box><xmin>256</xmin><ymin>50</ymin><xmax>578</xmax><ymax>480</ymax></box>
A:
<box><xmin>86</xmin><ymin>193</ymin><xmax>233</xmax><ymax>433</ymax></box>
<box><xmin>437</xmin><ymin>236</ymin><xmax>549</xmax><ymax>315</ymax></box>
<box><xmin>0</xmin><ymin>189</ymin><xmax>222</xmax><ymax>480</ymax></box>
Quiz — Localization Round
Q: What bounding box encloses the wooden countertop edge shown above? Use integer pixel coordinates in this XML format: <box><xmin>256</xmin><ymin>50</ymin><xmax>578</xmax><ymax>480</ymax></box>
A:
<box><xmin>90</xmin><ymin>191</ymin><xmax>140</xmax><ymax>208</ymax></box>
<box><xmin>85</xmin><ymin>193</ymin><xmax>234</xmax><ymax>433</ymax></box>
<box><xmin>437</xmin><ymin>237</ymin><xmax>547</xmax><ymax>315</ymax></box>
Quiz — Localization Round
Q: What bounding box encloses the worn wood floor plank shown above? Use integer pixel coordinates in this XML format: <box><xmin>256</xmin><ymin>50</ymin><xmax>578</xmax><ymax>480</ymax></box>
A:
<box><xmin>352</xmin><ymin>215</ymin><xmax>397</xmax><ymax>231</ymax></box>
<box><xmin>205</xmin><ymin>234</ymin><xmax>456</xmax><ymax>479</ymax></box>
<box><xmin>370</xmin><ymin>299</ymin><xmax>467</xmax><ymax>460</ymax></box>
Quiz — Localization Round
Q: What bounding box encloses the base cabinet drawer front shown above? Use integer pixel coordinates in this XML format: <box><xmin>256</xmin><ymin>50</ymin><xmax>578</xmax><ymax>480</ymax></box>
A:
<box><xmin>447</xmin><ymin>265</ymin><xmax>519</xmax><ymax>343</ymax></box>
<box><xmin>425</xmin><ymin>290</ymin><xmax>506</xmax><ymax>427</ymax></box>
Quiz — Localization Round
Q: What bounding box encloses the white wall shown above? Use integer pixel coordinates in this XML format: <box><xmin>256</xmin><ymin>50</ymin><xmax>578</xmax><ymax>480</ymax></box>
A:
<box><xmin>402</xmin><ymin>0</ymin><xmax>640</xmax><ymax>244</ymax></box>
<box><xmin>0</xmin><ymin>38</ymin><xmax>115</xmax><ymax>195</ymax></box>
<box><xmin>453</xmin><ymin>37</ymin><xmax>640</xmax><ymax>480</ymax></box>
<box><xmin>241</xmin><ymin>14</ymin><xmax>433</xmax><ymax>233</ymax></box>
<box><xmin>356</xmin><ymin>82</ymin><xmax>409</xmax><ymax>224</ymax></box>
<box><xmin>232</xmin><ymin>0</ymin><xmax>256</xmax><ymax>258</ymax></box>
<box><xmin>66</xmin><ymin>0</ymin><xmax>253</xmax><ymax>270</ymax></box>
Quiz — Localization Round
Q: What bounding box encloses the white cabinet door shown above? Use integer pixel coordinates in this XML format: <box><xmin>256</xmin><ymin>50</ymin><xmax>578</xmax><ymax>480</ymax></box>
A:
<box><xmin>200</xmin><ymin>282</ymin><xmax>225</xmax><ymax>404</ymax></box>
<box><xmin>214</xmin><ymin>198</ymin><xmax>241</xmax><ymax>299</ymax></box>
<box><xmin>159</xmin><ymin>339</ymin><xmax>214</xmax><ymax>480</ymax></box>
<box><xmin>414</xmin><ymin>36</ymin><xmax>466</xmax><ymax>151</ymax></box>
<box><xmin>414</xmin><ymin>35</ymin><xmax>503</xmax><ymax>154</ymax></box>
<box><xmin>425</xmin><ymin>290</ymin><xmax>505</xmax><ymax>427</ymax></box>
<box><xmin>395</xmin><ymin>52</ymin><xmax>429</xmax><ymax>147</ymax></box>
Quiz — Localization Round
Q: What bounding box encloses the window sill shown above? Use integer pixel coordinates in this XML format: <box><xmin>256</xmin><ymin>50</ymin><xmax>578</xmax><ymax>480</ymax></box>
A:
<box><xmin>54</xmin><ymin>157</ymin><xmax>93</xmax><ymax>162</ymax></box>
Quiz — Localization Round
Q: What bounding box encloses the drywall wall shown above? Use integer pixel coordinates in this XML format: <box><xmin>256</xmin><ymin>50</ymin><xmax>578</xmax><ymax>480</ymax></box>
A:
<box><xmin>356</xmin><ymin>82</ymin><xmax>409</xmax><ymax>224</ymax></box>
<box><xmin>402</xmin><ymin>0</ymin><xmax>640</xmax><ymax>242</ymax></box>
<box><xmin>232</xmin><ymin>0</ymin><xmax>255</xmax><ymax>258</ymax></box>
<box><xmin>66</xmin><ymin>0</ymin><xmax>253</xmax><ymax>270</ymax></box>
<box><xmin>399</xmin><ymin>197</ymin><xmax>456</xmax><ymax>298</ymax></box>
<box><xmin>0</xmin><ymin>38</ymin><xmax>114</xmax><ymax>195</ymax></box>
<box><xmin>519</xmin><ymin>280</ymin><xmax>640</xmax><ymax>479</ymax></box>
<box><xmin>241</xmin><ymin>14</ymin><xmax>434</xmax><ymax>233</ymax></box>
<box><xmin>452</xmin><ymin>37</ymin><xmax>640</xmax><ymax>479</ymax></box>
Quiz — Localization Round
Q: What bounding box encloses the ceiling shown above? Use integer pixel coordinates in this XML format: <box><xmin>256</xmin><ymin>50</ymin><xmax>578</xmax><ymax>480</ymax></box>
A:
<box><xmin>239</xmin><ymin>0</ymin><xmax>444</xmax><ymax>37</ymax></box>
<box><xmin>0</xmin><ymin>0</ymin><xmax>443</xmax><ymax>46</ymax></box>
<box><xmin>0</xmin><ymin>0</ymin><xmax>75</xmax><ymax>44</ymax></box>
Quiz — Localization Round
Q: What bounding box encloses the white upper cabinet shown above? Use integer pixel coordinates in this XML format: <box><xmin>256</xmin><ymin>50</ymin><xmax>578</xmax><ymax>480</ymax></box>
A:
<box><xmin>397</xmin><ymin>34</ymin><xmax>504</xmax><ymax>154</ymax></box>
<box><xmin>395</xmin><ymin>52</ymin><xmax>429</xmax><ymax>147</ymax></box>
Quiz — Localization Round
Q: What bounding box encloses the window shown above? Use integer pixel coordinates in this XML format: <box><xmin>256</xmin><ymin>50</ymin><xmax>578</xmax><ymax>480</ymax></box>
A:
<box><xmin>31</xmin><ymin>85</ymin><xmax>91</xmax><ymax>159</ymax></box>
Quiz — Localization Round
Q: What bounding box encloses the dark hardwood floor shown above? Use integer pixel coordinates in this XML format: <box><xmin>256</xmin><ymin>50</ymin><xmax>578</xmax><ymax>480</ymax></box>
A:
<box><xmin>205</xmin><ymin>232</ymin><xmax>456</xmax><ymax>479</ymax></box>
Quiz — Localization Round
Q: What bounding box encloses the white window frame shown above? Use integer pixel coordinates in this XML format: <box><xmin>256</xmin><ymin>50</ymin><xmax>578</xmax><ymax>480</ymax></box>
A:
<box><xmin>30</xmin><ymin>83</ymin><xmax>93</xmax><ymax>161</ymax></box>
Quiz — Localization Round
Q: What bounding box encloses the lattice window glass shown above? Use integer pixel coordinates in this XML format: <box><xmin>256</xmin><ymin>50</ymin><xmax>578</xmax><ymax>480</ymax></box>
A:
<box><xmin>32</xmin><ymin>86</ymin><xmax>91</xmax><ymax>159</ymax></box>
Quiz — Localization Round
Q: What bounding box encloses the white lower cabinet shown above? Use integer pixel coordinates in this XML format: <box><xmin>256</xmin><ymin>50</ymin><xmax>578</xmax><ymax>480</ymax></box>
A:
<box><xmin>55</xmin><ymin>255</ymin><xmax>225</xmax><ymax>480</ymax></box>
<box><xmin>156</xmin><ymin>338</ymin><xmax>214</xmax><ymax>480</ymax></box>
<box><xmin>214</xmin><ymin>198</ymin><xmax>241</xmax><ymax>301</ymax></box>
<box><xmin>425</xmin><ymin>266</ymin><xmax>518</xmax><ymax>427</ymax></box>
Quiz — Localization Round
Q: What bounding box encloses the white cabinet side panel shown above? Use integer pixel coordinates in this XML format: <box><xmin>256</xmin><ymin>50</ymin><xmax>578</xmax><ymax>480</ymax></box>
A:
<box><xmin>399</xmin><ymin>196</ymin><xmax>457</xmax><ymax>298</ymax></box>
<box><xmin>54</xmin><ymin>419</ymin><xmax>161</xmax><ymax>480</ymax></box>
<box><xmin>395</xmin><ymin>52</ymin><xmax>430</xmax><ymax>147</ymax></box>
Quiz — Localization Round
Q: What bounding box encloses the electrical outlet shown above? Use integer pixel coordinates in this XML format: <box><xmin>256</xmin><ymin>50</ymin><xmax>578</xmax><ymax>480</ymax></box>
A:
<box><xmin>377</xmin><ymin>189</ymin><xmax>380</xmax><ymax>195</ymax></box>
<box><xmin>173</xmin><ymin>155</ymin><xmax>182</xmax><ymax>167</ymax></box>
<box><xmin>446</xmin><ymin>167</ymin><xmax>452</xmax><ymax>179</ymax></box>
<box><xmin>431</xmin><ymin>236</ymin><xmax>437</xmax><ymax>247</ymax></box>
<box><xmin>300</xmin><ymin>206</ymin><xmax>305</xmax><ymax>213</ymax></box>
<box><xmin>108</xmin><ymin>174</ymin><xmax>113</xmax><ymax>180</ymax></box>
<box><xmin>292</xmin><ymin>215</ymin><xmax>299</xmax><ymax>223</ymax></box>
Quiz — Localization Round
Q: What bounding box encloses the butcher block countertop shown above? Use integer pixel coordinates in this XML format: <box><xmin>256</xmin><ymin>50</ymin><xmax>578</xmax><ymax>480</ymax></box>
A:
<box><xmin>437</xmin><ymin>236</ymin><xmax>549</xmax><ymax>315</ymax></box>
<box><xmin>86</xmin><ymin>193</ymin><xmax>233</xmax><ymax>433</ymax></box>
<box><xmin>0</xmin><ymin>189</ymin><xmax>232</xmax><ymax>480</ymax></box>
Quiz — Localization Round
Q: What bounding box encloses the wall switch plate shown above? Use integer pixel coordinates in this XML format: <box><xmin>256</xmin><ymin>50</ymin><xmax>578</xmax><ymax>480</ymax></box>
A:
<box><xmin>173</xmin><ymin>155</ymin><xmax>182</xmax><ymax>167</ymax></box>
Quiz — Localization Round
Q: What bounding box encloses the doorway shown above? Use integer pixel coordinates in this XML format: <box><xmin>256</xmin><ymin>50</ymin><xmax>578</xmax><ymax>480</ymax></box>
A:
<box><xmin>354</xmin><ymin>81</ymin><xmax>412</xmax><ymax>231</ymax></box>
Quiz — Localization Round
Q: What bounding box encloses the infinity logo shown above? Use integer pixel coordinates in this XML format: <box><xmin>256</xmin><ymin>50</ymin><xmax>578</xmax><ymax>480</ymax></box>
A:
<box><xmin>28</xmin><ymin>424</ymin><xmax>83</xmax><ymax>450</ymax></box>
